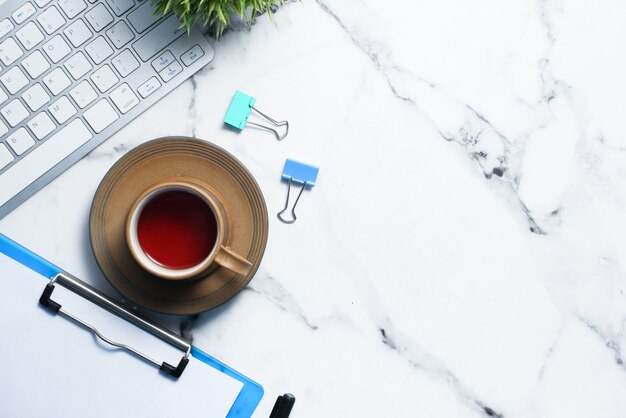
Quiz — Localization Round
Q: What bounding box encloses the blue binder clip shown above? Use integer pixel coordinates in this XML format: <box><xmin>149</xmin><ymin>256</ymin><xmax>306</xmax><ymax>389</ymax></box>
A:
<box><xmin>277</xmin><ymin>159</ymin><xmax>319</xmax><ymax>224</ymax></box>
<box><xmin>224</xmin><ymin>90</ymin><xmax>289</xmax><ymax>140</ymax></box>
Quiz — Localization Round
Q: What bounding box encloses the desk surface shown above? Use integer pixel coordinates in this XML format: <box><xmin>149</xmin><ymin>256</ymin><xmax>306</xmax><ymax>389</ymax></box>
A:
<box><xmin>2</xmin><ymin>1</ymin><xmax>626</xmax><ymax>417</ymax></box>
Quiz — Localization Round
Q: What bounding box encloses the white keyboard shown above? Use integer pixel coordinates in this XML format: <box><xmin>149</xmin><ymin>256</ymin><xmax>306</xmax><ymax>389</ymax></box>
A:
<box><xmin>0</xmin><ymin>0</ymin><xmax>214</xmax><ymax>218</ymax></box>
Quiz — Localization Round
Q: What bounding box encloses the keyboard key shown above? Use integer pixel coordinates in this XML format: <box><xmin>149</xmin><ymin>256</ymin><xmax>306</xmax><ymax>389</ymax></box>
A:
<box><xmin>27</xmin><ymin>112</ymin><xmax>56</xmax><ymax>139</ymax></box>
<box><xmin>64</xmin><ymin>51</ymin><xmax>92</xmax><ymax>79</ymax></box>
<box><xmin>85</xmin><ymin>4</ymin><xmax>114</xmax><ymax>32</ymax></box>
<box><xmin>137</xmin><ymin>76</ymin><xmax>160</xmax><ymax>98</ymax></box>
<box><xmin>64</xmin><ymin>19</ymin><xmax>92</xmax><ymax>47</ymax></box>
<box><xmin>110</xmin><ymin>83</ymin><xmax>138</xmax><ymax>114</ymax></box>
<box><xmin>22</xmin><ymin>51</ymin><xmax>50</xmax><ymax>78</ymax></box>
<box><xmin>133</xmin><ymin>15</ymin><xmax>185</xmax><ymax>61</ymax></box>
<box><xmin>0</xmin><ymin>119</ymin><xmax>92</xmax><ymax>207</ymax></box>
<box><xmin>106</xmin><ymin>0</ymin><xmax>134</xmax><ymax>16</ymax></box>
<box><xmin>6</xmin><ymin>128</ymin><xmax>35</xmax><ymax>155</ymax></box>
<box><xmin>0</xmin><ymin>38</ymin><xmax>24</xmax><ymax>66</ymax></box>
<box><xmin>12</xmin><ymin>2</ymin><xmax>36</xmax><ymax>25</ymax></box>
<box><xmin>0</xmin><ymin>144</ymin><xmax>13</xmax><ymax>170</ymax></box>
<box><xmin>48</xmin><ymin>96</ymin><xmax>76</xmax><ymax>124</ymax></box>
<box><xmin>112</xmin><ymin>49</ymin><xmax>139</xmax><ymax>77</ymax></box>
<box><xmin>43</xmin><ymin>68</ymin><xmax>71</xmax><ymax>95</ymax></box>
<box><xmin>37</xmin><ymin>6</ymin><xmax>66</xmax><ymax>35</ymax></box>
<box><xmin>158</xmin><ymin>61</ymin><xmax>182</xmax><ymax>83</ymax></box>
<box><xmin>69</xmin><ymin>80</ymin><xmax>97</xmax><ymax>108</ymax></box>
<box><xmin>83</xmin><ymin>99</ymin><xmax>118</xmax><ymax>133</ymax></box>
<box><xmin>91</xmin><ymin>64</ymin><xmax>118</xmax><ymax>92</ymax></box>
<box><xmin>1</xmin><ymin>67</ymin><xmax>29</xmax><ymax>94</ymax></box>
<box><xmin>16</xmin><ymin>22</ymin><xmax>44</xmax><ymax>51</ymax></box>
<box><xmin>0</xmin><ymin>19</ymin><xmax>15</xmax><ymax>40</ymax></box>
<box><xmin>35</xmin><ymin>0</ymin><xmax>54</xmax><ymax>7</ymax></box>
<box><xmin>181</xmin><ymin>45</ymin><xmax>204</xmax><ymax>66</ymax></box>
<box><xmin>85</xmin><ymin>36</ymin><xmax>113</xmax><ymax>64</ymax></box>
<box><xmin>106</xmin><ymin>21</ymin><xmax>134</xmax><ymax>49</ymax></box>
<box><xmin>43</xmin><ymin>35</ymin><xmax>71</xmax><ymax>63</ymax></box>
<box><xmin>151</xmin><ymin>50</ymin><xmax>174</xmax><ymax>72</ymax></box>
<box><xmin>1</xmin><ymin>99</ymin><xmax>29</xmax><ymax>127</ymax></box>
<box><xmin>0</xmin><ymin>119</ymin><xmax>7</xmax><ymax>136</ymax></box>
<box><xmin>0</xmin><ymin>88</ymin><xmax>8</xmax><ymax>105</ymax></box>
<box><xmin>58</xmin><ymin>0</ymin><xmax>87</xmax><ymax>19</ymax></box>
<box><xmin>22</xmin><ymin>83</ymin><xmax>50</xmax><ymax>111</ymax></box>
<box><xmin>128</xmin><ymin>1</ymin><xmax>160</xmax><ymax>33</ymax></box>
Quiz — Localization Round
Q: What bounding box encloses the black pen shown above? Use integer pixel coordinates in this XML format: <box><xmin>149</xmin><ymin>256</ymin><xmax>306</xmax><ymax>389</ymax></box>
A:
<box><xmin>269</xmin><ymin>393</ymin><xmax>296</xmax><ymax>418</ymax></box>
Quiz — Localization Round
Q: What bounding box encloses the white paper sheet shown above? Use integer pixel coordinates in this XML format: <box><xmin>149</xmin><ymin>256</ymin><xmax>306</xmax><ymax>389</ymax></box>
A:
<box><xmin>0</xmin><ymin>253</ymin><xmax>243</xmax><ymax>418</ymax></box>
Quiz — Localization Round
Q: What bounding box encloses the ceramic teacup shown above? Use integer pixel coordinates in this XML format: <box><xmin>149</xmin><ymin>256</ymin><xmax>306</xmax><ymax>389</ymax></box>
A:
<box><xmin>126</xmin><ymin>179</ymin><xmax>252</xmax><ymax>280</ymax></box>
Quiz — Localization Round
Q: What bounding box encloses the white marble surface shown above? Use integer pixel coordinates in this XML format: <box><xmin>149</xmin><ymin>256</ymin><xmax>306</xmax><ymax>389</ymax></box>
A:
<box><xmin>2</xmin><ymin>0</ymin><xmax>626</xmax><ymax>416</ymax></box>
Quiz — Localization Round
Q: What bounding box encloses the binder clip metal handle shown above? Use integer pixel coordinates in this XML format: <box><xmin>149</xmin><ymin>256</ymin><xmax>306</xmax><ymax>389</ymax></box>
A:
<box><xmin>247</xmin><ymin>106</ymin><xmax>289</xmax><ymax>141</ymax></box>
<box><xmin>39</xmin><ymin>274</ymin><xmax>192</xmax><ymax>379</ymax></box>
<box><xmin>277</xmin><ymin>159</ymin><xmax>319</xmax><ymax>224</ymax></box>
<box><xmin>277</xmin><ymin>179</ymin><xmax>307</xmax><ymax>224</ymax></box>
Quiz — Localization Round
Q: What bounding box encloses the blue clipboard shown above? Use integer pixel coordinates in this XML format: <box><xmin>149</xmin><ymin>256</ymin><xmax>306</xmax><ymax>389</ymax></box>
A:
<box><xmin>0</xmin><ymin>233</ymin><xmax>263</xmax><ymax>418</ymax></box>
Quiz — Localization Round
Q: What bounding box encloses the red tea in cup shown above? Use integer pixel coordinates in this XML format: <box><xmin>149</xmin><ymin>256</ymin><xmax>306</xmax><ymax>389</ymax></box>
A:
<box><xmin>136</xmin><ymin>189</ymin><xmax>218</xmax><ymax>270</ymax></box>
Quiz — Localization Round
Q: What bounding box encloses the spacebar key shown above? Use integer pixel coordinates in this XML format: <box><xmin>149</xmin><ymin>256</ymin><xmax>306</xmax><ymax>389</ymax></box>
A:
<box><xmin>132</xmin><ymin>15</ymin><xmax>186</xmax><ymax>61</ymax></box>
<box><xmin>0</xmin><ymin>119</ymin><xmax>93</xmax><ymax>207</ymax></box>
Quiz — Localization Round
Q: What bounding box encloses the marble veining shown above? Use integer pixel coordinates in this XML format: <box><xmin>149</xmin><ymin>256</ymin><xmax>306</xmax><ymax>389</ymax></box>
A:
<box><xmin>2</xmin><ymin>0</ymin><xmax>626</xmax><ymax>417</ymax></box>
<box><xmin>246</xmin><ymin>273</ymin><xmax>319</xmax><ymax>331</ymax></box>
<box><xmin>315</xmin><ymin>0</ymin><xmax>549</xmax><ymax>236</ymax></box>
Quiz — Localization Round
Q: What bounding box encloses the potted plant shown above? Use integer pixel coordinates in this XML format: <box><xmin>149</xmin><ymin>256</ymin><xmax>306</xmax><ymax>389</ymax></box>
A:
<box><xmin>152</xmin><ymin>0</ymin><xmax>283</xmax><ymax>37</ymax></box>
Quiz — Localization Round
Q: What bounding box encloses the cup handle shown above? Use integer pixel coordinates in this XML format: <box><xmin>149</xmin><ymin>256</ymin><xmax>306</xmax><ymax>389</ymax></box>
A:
<box><xmin>214</xmin><ymin>246</ymin><xmax>253</xmax><ymax>276</ymax></box>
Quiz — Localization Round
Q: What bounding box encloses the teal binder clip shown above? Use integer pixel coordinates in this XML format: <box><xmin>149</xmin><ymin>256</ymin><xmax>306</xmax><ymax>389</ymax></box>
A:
<box><xmin>224</xmin><ymin>90</ymin><xmax>289</xmax><ymax>140</ymax></box>
<box><xmin>277</xmin><ymin>159</ymin><xmax>319</xmax><ymax>224</ymax></box>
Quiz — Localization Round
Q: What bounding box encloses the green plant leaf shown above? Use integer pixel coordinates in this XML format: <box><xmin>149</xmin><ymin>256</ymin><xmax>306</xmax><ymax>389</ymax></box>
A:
<box><xmin>151</xmin><ymin>0</ymin><xmax>283</xmax><ymax>38</ymax></box>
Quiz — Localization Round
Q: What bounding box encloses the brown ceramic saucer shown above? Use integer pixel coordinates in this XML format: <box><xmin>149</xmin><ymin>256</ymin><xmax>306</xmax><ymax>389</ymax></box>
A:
<box><xmin>89</xmin><ymin>137</ymin><xmax>268</xmax><ymax>315</ymax></box>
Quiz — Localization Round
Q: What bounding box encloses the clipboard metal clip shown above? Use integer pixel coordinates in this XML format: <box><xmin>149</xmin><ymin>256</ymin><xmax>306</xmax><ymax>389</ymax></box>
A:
<box><xmin>39</xmin><ymin>273</ymin><xmax>191</xmax><ymax>379</ymax></box>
